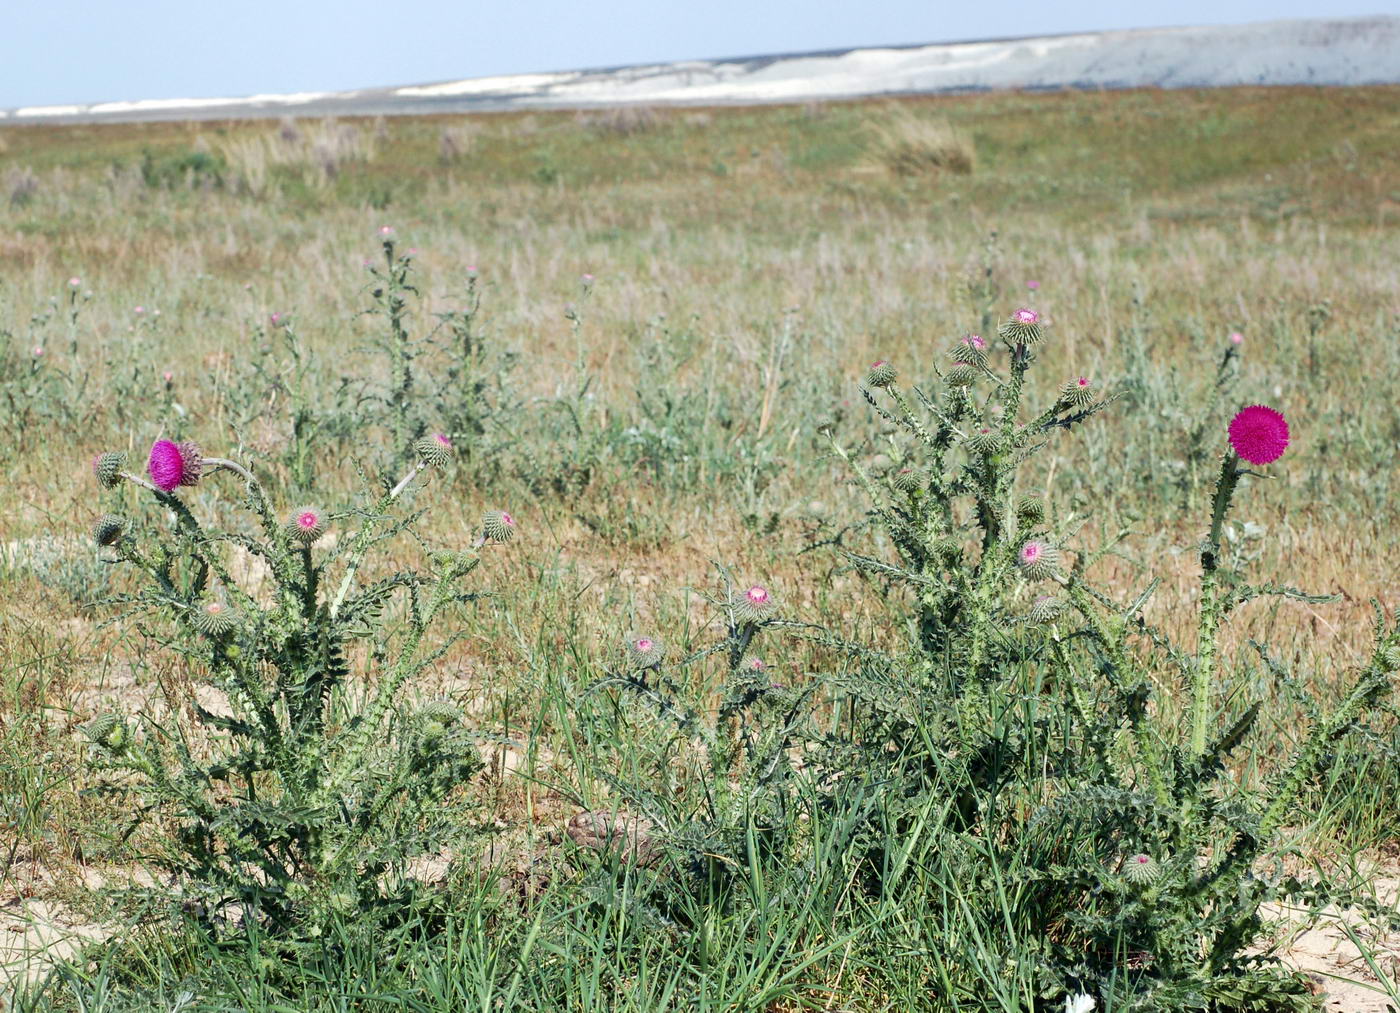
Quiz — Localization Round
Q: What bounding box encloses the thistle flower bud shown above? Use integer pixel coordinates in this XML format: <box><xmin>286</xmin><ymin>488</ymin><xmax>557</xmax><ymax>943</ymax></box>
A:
<box><xmin>998</xmin><ymin>308</ymin><xmax>1044</xmax><ymax>345</ymax></box>
<box><xmin>1016</xmin><ymin>540</ymin><xmax>1059</xmax><ymax>581</ymax></box>
<box><xmin>481</xmin><ymin>510</ymin><xmax>516</xmax><ymax>543</ymax></box>
<box><xmin>626</xmin><ymin>634</ymin><xmax>665</xmax><ymax>669</ymax></box>
<box><xmin>416</xmin><ymin>701</ymin><xmax>463</xmax><ymax>728</ymax></box>
<box><xmin>949</xmin><ymin>333</ymin><xmax>989</xmax><ymax>367</ymax></box>
<box><xmin>865</xmin><ymin>360</ymin><xmax>897</xmax><ymax>388</ymax></box>
<box><xmin>933</xmin><ymin>536</ymin><xmax>963</xmax><ymax>562</ymax></box>
<box><xmin>891</xmin><ymin>467</ymin><xmax>922</xmax><ymax>493</ymax></box>
<box><xmin>739</xmin><ymin>656</ymin><xmax>767</xmax><ymax>674</ymax></box>
<box><xmin>93</xmin><ymin>451</ymin><xmax>126</xmax><ymax>489</ymax></box>
<box><xmin>1029</xmin><ymin>595</ymin><xmax>1064</xmax><ymax>624</ymax></box>
<box><xmin>967</xmin><ymin>426</ymin><xmax>1000</xmax><ymax>455</ymax></box>
<box><xmin>944</xmin><ymin>364</ymin><xmax>977</xmax><ymax>387</ymax></box>
<box><xmin>284</xmin><ymin>506</ymin><xmax>326</xmax><ymax>545</ymax></box>
<box><xmin>92</xmin><ymin>514</ymin><xmax>125</xmax><ymax>548</ymax></box>
<box><xmin>414</xmin><ymin>432</ymin><xmax>454</xmax><ymax>467</ymax></box>
<box><xmin>147</xmin><ymin>439</ymin><xmax>203</xmax><ymax>492</ymax></box>
<box><xmin>192</xmin><ymin>599</ymin><xmax>239</xmax><ymax>637</ymax></box>
<box><xmin>84</xmin><ymin>713</ymin><xmax>129</xmax><ymax>752</ymax></box>
<box><xmin>1016</xmin><ymin>494</ymin><xmax>1046</xmax><ymax>525</ymax></box>
<box><xmin>732</xmin><ymin>583</ymin><xmax>777</xmax><ymax>624</ymax></box>
<box><xmin>1122</xmin><ymin>853</ymin><xmax>1161</xmax><ymax>885</ymax></box>
<box><xmin>1060</xmin><ymin>376</ymin><xmax>1095</xmax><ymax>408</ymax></box>
<box><xmin>1378</xmin><ymin>644</ymin><xmax>1400</xmax><ymax>673</ymax></box>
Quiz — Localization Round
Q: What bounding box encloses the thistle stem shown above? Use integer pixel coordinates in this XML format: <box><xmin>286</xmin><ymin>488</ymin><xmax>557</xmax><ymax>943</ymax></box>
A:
<box><xmin>1190</xmin><ymin>452</ymin><xmax>1240</xmax><ymax>757</ymax></box>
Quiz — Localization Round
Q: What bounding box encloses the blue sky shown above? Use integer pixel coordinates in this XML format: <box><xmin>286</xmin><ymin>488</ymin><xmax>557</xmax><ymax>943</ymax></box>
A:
<box><xmin>6</xmin><ymin>0</ymin><xmax>1399</xmax><ymax>108</ymax></box>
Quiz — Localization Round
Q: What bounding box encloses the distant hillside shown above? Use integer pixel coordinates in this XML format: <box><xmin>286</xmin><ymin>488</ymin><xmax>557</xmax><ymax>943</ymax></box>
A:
<box><xmin>3</xmin><ymin>15</ymin><xmax>1398</xmax><ymax>124</ymax></box>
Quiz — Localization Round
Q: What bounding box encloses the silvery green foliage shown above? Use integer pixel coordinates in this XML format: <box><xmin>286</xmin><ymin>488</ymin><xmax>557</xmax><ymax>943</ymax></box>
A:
<box><xmin>826</xmin><ymin>311</ymin><xmax>1400</xmax><ymax>1009</ymax></box>
<box><xmin>85</xmin><ymin>444</ymin><xmax>487</xmax><ymax>938</ymax></box>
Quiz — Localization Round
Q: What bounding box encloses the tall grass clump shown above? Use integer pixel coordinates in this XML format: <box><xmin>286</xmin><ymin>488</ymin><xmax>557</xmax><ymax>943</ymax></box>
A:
<box><xmin>869</xmin><ymin>106</ymin><xmax>976</xmax><ymax>176</ymax></box>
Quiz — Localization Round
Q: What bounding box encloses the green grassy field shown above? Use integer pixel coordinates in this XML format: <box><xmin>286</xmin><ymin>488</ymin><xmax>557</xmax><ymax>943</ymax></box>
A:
<box><xmin>2</xmin><ymin>86</ymin><xmax>1400</xmax><ymax>1011</ymax></box>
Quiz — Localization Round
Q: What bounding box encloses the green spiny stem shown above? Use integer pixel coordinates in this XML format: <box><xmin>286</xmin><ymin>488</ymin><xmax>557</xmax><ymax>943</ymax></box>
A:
<box><xmin>330</xmin><ymin>460</ymin><xmax>427</xmax><ymax>620</ymax></box>
<box><xmin>1190</xmin><ymin>452</ymin><xmax>1240</xmax><ymax>757</ymax></box>
<box><xmin>1066</xmin><ymin>580</ymin><xmax>1171</xmax><ymax>809</ymax></box>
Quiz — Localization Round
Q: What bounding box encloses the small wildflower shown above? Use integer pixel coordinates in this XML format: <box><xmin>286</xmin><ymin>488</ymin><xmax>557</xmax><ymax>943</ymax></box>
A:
<box><xmin>377</xmin><ymin>225</ymin><xmax>395</xmax><ymax>239</ymax></box>
<box><xmin>1060</xmin><ymin>376</ymin><xmax>1095</xmax><ymax>408</ymax></box>
<box><xmin>163</xmin><ymin>370</ymin><xmax>173</xmax><ymax>384</ymax></box>
<box><xmin>581</xmin><ymin>272</ymin><xmax>595</xmax><ymax>284</ymax></box>
<box><xmin>192</xmin><ymin>599</ymin><xmax>239</xmax><ymax>637</ymax></box>
<box><xmin>740</xmin><ymin>656</ymin><xmax>766</xmax><ymax>673</ymax></box>
<box><xmin>466</xmin><ymin>265</ymin><xmax>479</xmax><ymax>277</ymax></box>
<box><xmin>1016</xmin><ymin>540</ymin><xmax>1059</xmax><ymax>581</ymax></box>
<box><xmin>93</xmin><ymin>451</ymin><xmax>126</xmax><ymax>489</ymax></box>
<box><xmin>284</xmin><ymin>506</ymin><xmax>326</xmax><ymax>546</ymax></box>
<box><xmin>999</xmin><ymin>307</ymin><xmax>1043</xmax><ymax>345</ymax></box>
<box><xmin>32</xmin><ymin>346</ymin><xmax>44</xmax><ymax>357</ymax></box>
<box><xmin>413</xmin><ymin>432</ymin><xmax>454</xmax><ymax>467</ymax></box>
<box><xmin>1228</xmin><ymin>405</ymin><xmax>1289</xmax><ymax>465</ymax></box>
<box><xmin>147</xmin><ymin>439</ymin><xmax>203</xmax><ymax>492</ymax></box>
<box><xmin>626</xmin><ymin>635</ymin><xmax>665</xmax><ymax>669</ymax></box>
<box><xmin>950</xmin><ymin>333</ymin><xmax>989</xmax><ymax>366</ymax></box>
<box><xmin>269</xmin><ymin>311</ymin><xmax>288</xmax><ymax>328</ymax></box>
<box><xmin>1123</xmin><ymin>853</ymin><xmax>1161</xmax><ymax>885</ymax></box>
<box><xmin>481</xmin><ymin>510</ymin><xmax>515</xmax><ymax>543</ymax></box>
<box><xmin>134</xmin><ymin>305</ymin><xmax>145</xmax><ymax>315</ymax></box>
<box><xmin>92</xmin><ymin>514</ymin><xmax>125</xmax><ymax>548</ymax></box>
<box><xmin>68</xmin><ymin>276</ymin><xmax>81</xmax><ymax>288</ymax></box>
<box><xmin>732</xmin><ymin>583</ymin><xmax>777</xmax><ymax>624</ymax></box>
<box><xmin>1027</xmin><ymin>279</ymin><xmax>1040</xmax><ymax>290</ymax></box>
<box><xmin>865</xmin><ymin>360</ymin><xmax>897</xmax><ymax>388</ymax></box>
<box><xmin>1229</xmin><ymin>331</ymin><xmax>1244</xmax><ymax>345</ymax></box>
<box><xmin>1064</xmin><ymin>995</ymin><xmax>1096</xmax><ymax>1013</ymax></box>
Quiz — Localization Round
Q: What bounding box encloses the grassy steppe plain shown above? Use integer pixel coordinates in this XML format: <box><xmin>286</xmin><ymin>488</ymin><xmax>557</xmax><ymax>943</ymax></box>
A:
<box><xmin>2</xmin><ymin>86</ymin><xmax>1400</xmax><ymax>1009</ymax></box>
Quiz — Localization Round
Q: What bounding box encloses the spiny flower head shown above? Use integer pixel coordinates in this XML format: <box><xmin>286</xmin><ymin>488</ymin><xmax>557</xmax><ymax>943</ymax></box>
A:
<box><xmin>1123</xmin><ymin>853</ymin><xmax>1161</xmax><ymax>885</ymax></box>
<box><xmin>944</xmin><ymin>363</ymin><xmax>977</xmax><ymax>387</ymax></box>
<box><xmin>84</xmin><ymin>713</ymin><xmax>129</xmax><ymax>752</ymax></box>
<box><xmin>1016</xmin><ymin>494</ymin><xmax>1046</xmax><ymax>525</ymax></box>
<box><xmin>865</xmin><ymin>360</ymin><xmax>897</xmax><ymax>388</ymax></box>
<box><xmin>1060</xmin><ymin>376</ymin><xmax>1095</xmax><ymax>408</ymax></box>
<box><xmin>1228</xmin><ymin>405</ymin><xmax>1289</xmax><ymax>465</ymax></box>
<box><xmin>147</xmin><ymin>439</ymin><xmax>203</xmax><ymax>492</ymax></box>
<box><xmin>626</xmin><ymin>634</ymin><xmax>665</xmax><ymax>669</ymax></box>
<box><xmin>950</xmin><ymin>333</ymin><xmax>989</xmax><ymax>366</ymax></box>
<box><xmin>967</xmin><ymin>426</ymin><xmax>999</xmax><ymax>455</ymax></box>
<box><xmin>92</xmin><ymin>514</ymin><xmax>125</xmax><ymax>548</ymax></box>
<box><xmin>285</xmin><ymin>506</ymin><xmax>326</xmax><ymax>545</ymax></box>
<box><xmin>892</xmin><ymin>467</ymin><xmax>922</xmax><ymax>493</ymax></box>
<box><xmin>999</xmin><ymin>307</ymin><xmax>1044</xmax><ymax>345</ymax></box>
<box><xmin>192</xmin><ymin>599</ymin><xmax>238</xmax><ymax>637</ymax></box>
<box><xmin>1016</xmin><ymin>540</ymin><xmax>1059</xmax><ymax>581</ymax></box>
<box><xmin>733</xmin><ymin>583</ymin><xmax>777</xmax><ymax>624</ymax></box>
<box><xmin>93</xmin><ymin>451</ymin><xmax>126</xmax><ymax>489</ymax></box>
<box><xmin>1029</xmin><ymin>595</ymin><xmax>1064</xmax><ymax>624</ymax></box>
<box><xmin>416</xmin><ymin>701</ymin><xmax>463</xmax><ymax>731</ymax></box>
<box><xmin>414</xmin><ymin>432</ymin><xmax>455</xmax><ymax>467</ymax></box>
<box><xmin>482</xmin><ymin>510</ymin><xmax>515</xmax><ymax>543</ymax></box>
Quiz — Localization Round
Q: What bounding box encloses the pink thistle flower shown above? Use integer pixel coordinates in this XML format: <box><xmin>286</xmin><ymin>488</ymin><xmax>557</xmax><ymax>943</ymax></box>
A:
<box><xmin>406</xmin><ymin>247</ymin><xmax>418</xmax><ymax>256</ymax></box>
<box><xmin>1014</xmin><ymin>308</ymin><xmax>1038</xmax><ymax>324</ymax></box>
<box><xmin>377</xmin><ymin>225</ymin><xmax>395</xmax><ymax>238</ymax></box>
<box><xmin>1229</xmin><ymin>331</ymin><xmax>1244</xmax><ymax>345</ymax></box>
<box><xmin>1228</xmin><ymin>405</ymin><xmax>1289</xmax><ymax>465</ymax></box>
<box><xmin>285</xmin><ymin>506</ymin><xmax>326</xmax><ymax>545</ymax></box>
<box><xmin>581</xmin><ymin>272</ymin><xmax>594</xmax><ymax>282</ymax></box>
<box><xmin>1026</xmin><ymin>280</ymin><xmax>1040</xmax><ymax>290</ymax></box>
<box><xmin>163</xmin><ymin>370</ymin><xmax>173</xmax><ymax>383</ymax></box>
<box><xmin>466</xmin><ymin>265</ymin><xmax>479</xmax><ymax>276</ymax></box>
<box><xmin>482</xmin><ymin>510</ymin><xmax>515</xmax><ymax>543</ymax></box>
<box><xmin>866</xmin><ymin>360</ymin><xmax>897</xmax><ymax>388</ymax></box>
<box><xmin>1016</xmin><ymin>539</ymin><xmax>1059</xmax><ymax>580</ymax></box>
<box><xmin>68</xmin><ymin>277</ymin><xmax>81</xmax><ymax>288</ymax></box>
<box><xmin>32</xmin><ymin>346</ymin><xmax>44</xmax><ymax>357</ymax></box>
<box><xmin>626</xmin><ymin>634</ymin><xmax>664</xmax><ymax>667</ymax></box>
<box><xmin>134</xmin><ymin>305</ymin><xmax>145</xmax><ymax>315</ymax></box>
<box><xmin>732</xmin><ymin>583</ymin><xmax>777</xmax><ymax>624</ymax></box>
<box><xmin>147</xmin><ymin>439</ymin><xmax>203</xmax><ymax>492</ymax></box>
<box><xmin>269</xmin><ymin>312</ymin><xmax>285</xmax><ymax>327</ymax></box>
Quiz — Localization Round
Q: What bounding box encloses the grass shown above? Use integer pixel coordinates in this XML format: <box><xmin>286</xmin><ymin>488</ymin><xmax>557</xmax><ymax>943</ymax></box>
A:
<box><xmin>1</xmin><ymin>85</ymin><xmax>1399</xmax><ymax>1010</ymax></box>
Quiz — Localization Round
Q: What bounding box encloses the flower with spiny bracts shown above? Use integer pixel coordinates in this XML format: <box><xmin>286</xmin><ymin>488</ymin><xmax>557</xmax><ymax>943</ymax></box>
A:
<box><xmin>92</xmin><ymin>514</ymin><xmax>125</xmax><ymax>548</ymax></box>
<box><xmin>865</xmin><ymin>360</ymin><xmax>897</xmax><ymax>388</ymax></box>
<box><xmin>1060</xmin><ymin>375</ymin><xmax>1095</xmax><ymax>408</ymax></box>
<box><xmin>1016</xmin><ymin>494</ymin><xmax>1046</xmax><ymax>525</ymax></box>
<box><xmin>739</xmin><ymin>656</ymin><xmax>767</xmax><ymax>674</ymax></box>
<box><xmin>967</xmin><ymin>426</ymin><xmax>999</xmax><ymax>455</ymax></box>
<box><xmin>284</xmin><ymin>506</ymin><xmax>326</xmax><ymax>545</ymax></box>
<box><xmin>93</xmin><ymin>451</ymin><xmax>126</xmax><ymax>489</ymax></box>
<box><xmin>891</xmin><ymin>467</ymin><xmax>922</xmax><ymax>493</ymax></box>
<box><xmin>999</xmin><ymin>307</ymin><xmax>1044</xmax><ymax>345</ymax></box>
<box><xmin>416</xmin><ymin>701</ymin><xmax>463</xmax><ymax>729</ymax></box>
<box><xmin>1029</xmin><ymin>595</ymin><xmax>1064</xmax><ymax>624</ymax></box>
<box><xmin>944</xmin><ymin>363</ymin><xmax>977</xmax><ymax>387</ymax></box>
<box><xmin>84</xmin><ymin>713</ymin><xmax>129</xmax><ymax>752</ymax></box>
<box><xmin>626</xmin><ymin>635</ymin><xmax>665</xmax><ymax>669</ymax></box>
<box><xmin>933</xmin><ymin>536</ymin><xmax>962</xmax><ymax>562</ymax></box>
<box><xmin>147</xmin><ymin>439</ymin><xmax>203</xmax><ymax>492</ymax></box>
<box><xmin>481</xmin><ymin>510</ymin><xmax>516</xmax><ymax>543</ymax></box>
<box><xmin>950</xmin><ymin>333</ymin><xmax>989</xmax><ymax>367</ymax></box>
<box><xmin>1016</xmin><ymin>540</ymin><xmax>1059</xmax><ymax>581</ymax></box>
<box><xmin>414</xmin><ymin>432</ymin><xmax>454</xmax><ymax>467</ymax></box>
<box><xmin>732</xmin><ymin>584</ymin><xmax>777</xmax><ymax>624</ymax></box>
<box><xmin>1123</xmin><ymin>853</ymin><xmax>1161</xmax><ymax>885</ymax></box>
<box><xmin>1379</xmin><ymin>644</ymin><xmax>1400</xmax><ymax>673</ymax></box>
<box><xmin>192</xmin><ymin>599</ymin><xmax>239</xmax><ymax>637</ymax></box>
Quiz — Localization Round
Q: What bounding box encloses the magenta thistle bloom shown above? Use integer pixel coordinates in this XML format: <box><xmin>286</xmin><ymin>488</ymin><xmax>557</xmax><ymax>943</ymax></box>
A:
<box><xmin>1026</xmin><ymin>280</ymin><xmax>1040</xmax><ymax>290</ymax></box>
<box><xmin>866</xmin><ymin>360</ymin><xmax>897</xmax><ymax>388</ymax></box>
<box><xmin>1228</xmin><ymin>405</ymin><xmax>1289</xmax><ymax>465</ymax></box>
<box><xmin>1229</xmin><ymin>331</ymin><xmax>1244</xmax><ymax>345</ymax></box>
<box><xmin>950</xmin><ymin>333</ymin><xmax>989</xmax><ymax>366</ymax></box>
<box><xmin>147</xmin><ymin>439</ymin><xmax>203</xmax><ymax>492</ymax></box>
<box><xmin>1014</xmin><ymin>308</ymin><xmax>1038</xmax><ymax>324</ymax></box>
<box><xmin>1016</xmin><ymin>539</ymin><xmax>1059</xmax><ymax>580</ymax></box>
<box><xmin>377</xmin><ymin>225</ymin><xmax>395</xmax><ymax>238</ymax></box>
<box><xmin>68</xmin><ymin>277</ymin><xmax>81</xmax><ymax>288</ymax></box>
<box><xmin>482</xmin><ymin>510</ymin><xmax>515</xmax><ymax>543</ymax></box>
<box><xmin>1060</xmin><ymin>375</ymin><xmax>1095</xmax><ymax>408</ymax></box>
<box><xmin>626</xmin><ymin>634</ymin><xmax>665</xmax><ymax>668</ymax></box>
<box><xmin>999</xmin><ymin>308</ymin><xmax>1044</xmax><ymax>345</ymax></box>
<box><xmin>413</xmin><ymin>432</ymin><xmax>454</xmax><ymax>466</ymax></box>
<box><xmin>733</xmin><ymin>583</ymin><xmax>777</xmax><ymax>624</ymax></box>
<box><xmin>285</xmin><ymin>506</ymin><xmax>326</xmax><ymax>545</ymax></box>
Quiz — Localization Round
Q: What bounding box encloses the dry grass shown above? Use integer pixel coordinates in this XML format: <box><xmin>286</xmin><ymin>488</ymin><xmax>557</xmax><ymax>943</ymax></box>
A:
<box><xmin>867</xmin><ymin>104</ymin><xmax>975</xmax><ymax>175</ymax></box>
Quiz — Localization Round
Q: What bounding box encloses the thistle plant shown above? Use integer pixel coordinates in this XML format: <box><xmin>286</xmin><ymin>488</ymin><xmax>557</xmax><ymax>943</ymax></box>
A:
<box><xmin>83</xmin><ymin>432</ymin><xmax>497</xmax><ymax>937</ymax></box>
<box><xmin>830</xmin><ymin>311</ymin><xmax>1400</xmax><ymax>1008</ymax></box>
